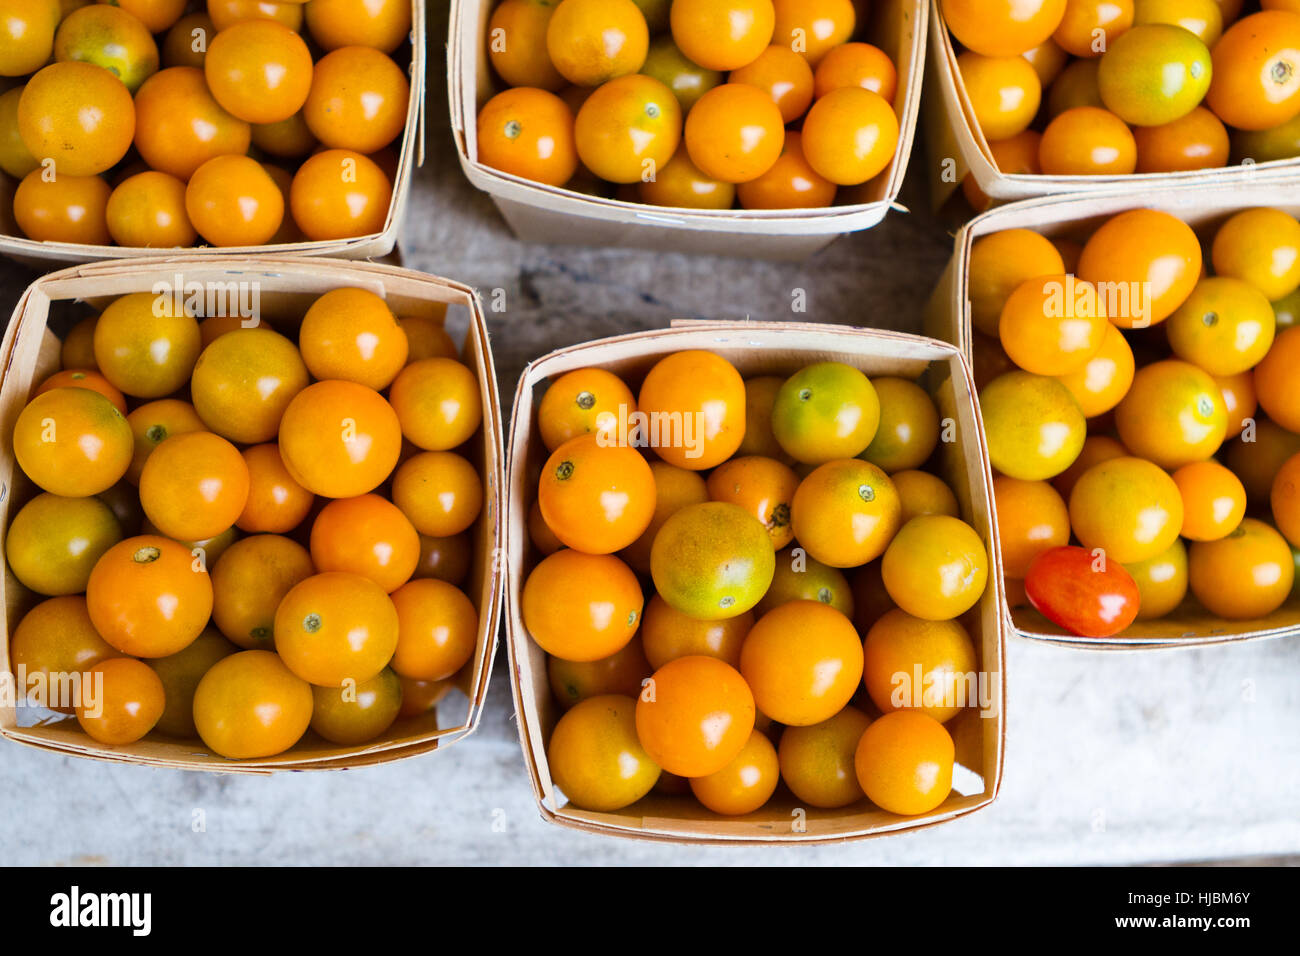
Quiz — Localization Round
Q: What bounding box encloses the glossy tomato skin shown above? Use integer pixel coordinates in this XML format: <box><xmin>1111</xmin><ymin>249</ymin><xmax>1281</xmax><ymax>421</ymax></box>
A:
<box><xmin>1024</xmin><ymin>545</ymin><xmax>1140</xmax><ymax>638</ymax></box>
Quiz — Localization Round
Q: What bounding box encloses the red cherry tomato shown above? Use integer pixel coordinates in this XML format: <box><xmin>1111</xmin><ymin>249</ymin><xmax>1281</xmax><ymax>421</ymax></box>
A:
<box><xmin>1024</xmin><ymin>545</ymin><xmax>1140</xmax><ymax>638</ymax></box>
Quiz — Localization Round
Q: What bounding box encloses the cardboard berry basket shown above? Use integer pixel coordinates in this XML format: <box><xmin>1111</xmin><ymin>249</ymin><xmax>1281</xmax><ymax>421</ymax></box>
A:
<box><xmin>923</xmin><ymin>0</ymin><xmax>1300</xmax><ymax>210</ymax></box>
<box><xmin>0</xmin><ymin>255</ymin><xmax>503</xmax><ymax>773</ymax></box>
<box><xmin>448</xmin><ymin>0</ymin><xmax>926</xmax><ymax>261</ymax></box>
<box><xmin>0</xmin><ymin>1</ymin><xmax>427</xmax><ymax>268</ymax></box>
<box><xmin>925</xmin><ymin>181</ymin><xmax>1300</xmax><ymax>649</ymax></box>
<box><xmin>504</xmin><ymin>321</ymin><xmax>1005</xmax><ymax>844</ymax></box>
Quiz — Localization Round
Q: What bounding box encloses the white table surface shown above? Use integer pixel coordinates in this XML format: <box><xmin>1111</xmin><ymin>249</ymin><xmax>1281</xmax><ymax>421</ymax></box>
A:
<box><xmin>1</xmin><ymin>9</ymin><xmax>1297</xmax><ymax>864</ymax></box>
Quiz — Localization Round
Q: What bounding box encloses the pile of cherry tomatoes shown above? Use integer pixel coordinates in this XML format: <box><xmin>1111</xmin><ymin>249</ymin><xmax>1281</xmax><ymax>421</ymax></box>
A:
<box><xmin>0</xmin><ymin>0</ymin><xmax>413</xmax><ymax>248</ymax></box>
<box><xmin>971</xmin><ymin>205</ymin><xmax>1300</xmax><ymax>637</ymax></box>
<box><xmin>6</xmin><ymin>285</ymin><xmax>485</xmax><ymax>758</ymax></box>
<box><xmin>479</xmin><ymin>0</ymin><xmax>901</xmax><ymax>211</ymax></box>
<box><xmin>524</xmin><ymin>348</ymin><xmax>990</xmax><ymax>818</ymax></box>
<box><xmin>943</xmin><ymin>0</ymin><xmax>1300</xmax><ymax>210</ymax></box>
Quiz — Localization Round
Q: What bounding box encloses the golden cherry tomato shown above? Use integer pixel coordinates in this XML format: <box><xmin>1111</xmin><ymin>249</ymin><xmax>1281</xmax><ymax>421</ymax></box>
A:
<box><xmin>390</xmin><ymin>357</ymin><xmax>483</xmax><ymax>451</ymax></box>
<box><xmin>640</xmin><ymin>593</ymin><xmax>752</xmax><ymax>670</ymax></box>
<box><xmin>299</xmin><ymin>287</ymin><xmax>407</xmax><ymax>389</ymax></box>
<box><xmin>1189</xmin><ymin>518</ymin><xmax>1294</xmax><ymax>618</ymax></box>
<box><xmin>729</xmin><ymin>43</ymin><xmax>814</xmax><ymax>124</ymax></box>
<box><xmin>548</xmin><ymin>636</ymin><xmax>651</xmax><ymax>708</ymax></box>
<box><xmin>863</xmin><ymin>609</ymin><xmax>977</xmax><ymax>723</ymax></box>
<box><xmin>999</xmin><ymin>274</ymin><xmax>1108</xmax><ymax>376</ymax></box>
<box><xmin>1068</xmin><ymin>456</ymin><xmax>1183</xmax><ymax>563</ymax></box>
<box><xmin>310</xmin><ymin>666</ymin><xmax>402</xmax><ymax>745</ymax></box>
<box><xmin>0</xmin><ymin>88</ymin><xmax>38</xmax><ymax>179</ymax></box>
<box><xmin>740</xmin><ymin>600</ymin><xmax>862</xmax><ymax>726</ymax></box>
<box><xmin>274</xmin><ymin>571</ymin><xmax>398</xmax><ymax>686</ymax></box>
<box><xmin>107</xmin><ymin>0</ymin><xmax>187</xmax><ymax>34</ymax></box>
<box><xmin>791</xmin><ymin>458</ymin><xmax>902</xmax><ymax>567</ymax></box>
<box><xmin>204</xmin><ymin>19</ymin><xmax>312</xmax><ymax>125</ymax></box>
<box><xmin>310</xmin><ymin>493</ymin><xmax>419</xmax><ymax>593</ymax></box>
<box><xmin>1134</xmin><ymin>106</ymin><xmax>1229</xmax><ymax>173</ymax></box>
<box><xmin>967</xmin><ymin>229</ymin><xmax>1066</xmax><ymax>339</ymax></box>
<box><xmin>690</xmin><ymin>728</ymin><xmax>779</xmax><ymax>815</ymax></box>
<box><xmin>815</xmin><ymin>41</ymin><xmax>898</xmax><ymax>101</ymax></box>
<box><xmin>638</xmin><ymin>350</ymin><xmax>746</xmax><ymax>469</ymax></box>
<box><xmin>1255</xmin><ymin>327</ymin><xmax>1300</xmax><ymax>433</ymax></box>
<box><xmin>18</xmin><ymin>62</ymin><xmax>134</xmax><ymax>176</ymax></box>
<box><xmin>706</xmin><ymin>455</ymin><xmax>799</xmax><ymax>550</ymax></box>
<box><xmin>1115</xmin><ymin>359</ymin><xmax>1227</xmax><ymax>469</ymax></box>
<box><xmin>35</xmin><ymin>368</ymin><xmax>124</xmax><ymax>414</ymax></box>
<box><xmin>289</xmin><ymin>147</ymin><xmax>392</xmax><ymax>239</ymax></box>
<box><xmin>1054</xmin><ymin>0</ymin><xmax>1134</xmax><ymax>57</ymax></box>
<box><xmin>145</xmin><ymin>627</ymin><xmax>237</xmax><ymax>737</ymax></box>
<box><xmin>619</xmin><ymin>460</ymin><xmax>709</xmax><ymax>573</ymax></box>
<box><xmin>1207</xmin><ymin>10</ymin><xmax>1300</xmax><ymax>131</ymax></box>
<box><xmin>959</xmin><ymin>52</ymin><xmax>1042</xmax><ymax>141</ymax></box>
<box><xmin>772</xmin><ymin>361</ymin><xmax>880</xmax><ymax>464</ymax></box>
<box><xmin>1053</xmin><ymin>321</ymin><xmax>1134</xmax><ymax>417</ymax></box>
<box><xmin>980</xmin><ymin>370</ymin><xmax>1086</xmax><ymax>480</ymax></box>
<box><xmin>523</xmin><ymin>550</ymin><xmax>642</xmax><ymax>662</ymax></box>
<box><xmin>12</xmin><ymin>387</ymin><xmax>132</xmax><ymax>496</ymax></box>
<box><xmin>390</xmin><ymin>578</ymin><xmax>478</xmax><ymax>681</ymax></box>
<box><xmin>190</xmin><ymin>327</ymin><xmax>309</xmax><ymax>444</ymax></box>
<box><xmin>801</xmin><ymin>86</ymin><xmax>898</xmax><ymax>185</ymax></box>
<box><xmin>859</xmin><ymin>377</ymin><xmax>939</xmax><ymax>473</ymax></box>
<box><xmin>86</xmin><ymin>535</ymin><xmax>214</xmax><ymax>657</ymax></box>
<box><xmin>163</xmin><ymin>12</ymin><xmax>216</xmax><ymax>69</ymax></box>
<box><xmin>881</xmin><ymin>515</ymin><xmax>988</xmax><ymax>621</ymax></box>
<box><xmin>635</xmin><ymin>655</ymin><xmax>755</xmax><ymax>777</ymax></box>
<box><xmin>548</xmin><ymin>0</ymin><xmax>649</xmax><ymax>87</ymax></box>
<box><xmin>13</xmin><ymin>170</ymin><xmax>111</xmax><ymax>245</ymax></box>
<box><xmin>489</xmin><ymin>0</ymin><xmax>564</xmax><ymax>90</ymax></box>
<box><xmin>307</xmin><ymin>0</ymin><xmax>411</xmax><ymax>54</ymax></box>
<box><xmin>735</xmin><ymin>130</ymin><xmax>836</xmax><ymax>210</ymax></box>
<box><xmin>670</xmin><ymin>0</ymin><xmax>774</xmax><ymax>72</ymax></box>
<box><xmin>941</xmin><ymin>0</ymin><xmax>1067</xmax><ymax>57</ymax></box>
<box><xmin>754</xmin><ymin>547</ymin><xmax>853</xmax><ymax>618</ymax></box>
<box><xmin>0</xmin><ymin>0</ymin><xmax>59</xmax><ymax>77</ymax></box>
<box><xmin>1125</xmin><ymin>538</ymin><xmax>1189</xmax><ymax>620</ymax></box>
<box><xmin>683</xmin><ymin>82</ymin><xmax>783</xmax><ymax>184</ymax></box>
<box><xmin>278</xmin><ymin>379</ymin><xmax>402</xmax><ymax>498</ymax></box>
<box><xmin>391</xmin><ymin>451</ymin><xmax>482</xmax><ymax>538</ymax></box>
<box><xmin>1038</xmin><ymin>106</ymin><xmax>1137</xmax><ymax>176</ymax></box>
<box><xmin>211</xmin><ymin>533</ymin><xmax>314</xmax><ymax>649</ymax></box>
<box><xmin>539</xmin><ymin>368</ymin><xmax>636</xmax><ymax>454</ymax></box>
<box><xmin>736</xmin><ymin>376</ymin><xmax>786</xmax><ymax>459</ymax></box>
<box><xmin>651</xmin><ymin>501</ymin><xmax>775</xmax><ymax>619</ymax></box>
<box><xmin>477</xmin><ymin>87</ymin><xmax>578</xmax><ymax>188</ymax></box>
<box><xmin>854</xmin><ymin>711</ymin><xmax>954</xmax><ymax>816</ymax></box>
<box><xmin>193</xmin><ymin>649</ymin><xmax>314</xmax><ymax>759</ymax></box>
<box><xmin>772</xmin><ymin>0</ymin><xmax>855</xmax><ymax>66</ymax></box>
<box><xmin>5</xmin><ymin>492</ymin><xmax>121</xmax><ymax>596</ymax></box>
<box><xmin>139</xmin><ymin>431</ymin><xmax>250</xmax><ymax>541</ymax></box>
<box><xmin>894</xmin><ymin>469</ymin><xmax>960</xmax><ymax>523</ymax></box>
<box><xmin>186</xmin><ymin>155</ymin><xmax>284</xmax><ymax>247</ymax></box>
<box><xmin>1211</xmin><ymin>207</ymin><xmax>1300</xmax><ymax>302</ymax></box>
<box><xmin>133</xmin><ymin>66</ymin><xmax>251</xmax><ymax>180</ymax></box>
<box><xmin>54</xmin><ymin>4</ymin><xmax>158</xmax><ymax>94</ymax></box>
<box><xmin>93</xmin><ymin>292</ymin><xmax>200</xmax><ymax>399</ymax></box>
<box><xmin>994</xmin><ymin>476</ymin><xmax>1071</xmax><ymax>578</ymax></box>
<box><xmin>777</xmin><ymin>705</ymin><xmax>872</xmax><ymax>808</ymax></box>
<box><xmin>1023</xmin><ymin>36</ymin><xmax>1070</xmax><ymax>86</ymax></box>
<box><xmin>106</xmin><ymin>171</ymin><xmax>197</xmax><ymax>248</ymax></box>
<box><xmin>1167</xmin><ymin>277</ymin><xmax>1275</xmax><ymax>377</ymax></box>
<box><xmin>303</xmin><ymin>46</ymin><xmax>408</xmax><ymax>153</ymax></box>
<box><xmin>1174</xmin><ymin>460</ymin><xmax>1246</xmax><ymax>542</ymax></box>
<box><xmin>640</xmin><ymin>34</ymin><xmax>721</xmax><ymax>110</ymax></box>
<box><xmin>75</xmin><ymin>658</ymin><xmax>165</xmax><ymax>745</ymax></box>
<box><xmin>575</xmin><ymin>73</ymin><xmax>681</xmax><ymax>184</ymax></box>
<box><xmin>1135</xmin><ymin>0</ymin><xmax>1222</xmax><ymax>44</ymax></box>
<box><xmin>10</xmin><ymin>596</ymin><xmax>118</xmax><ymax>713</ymax></box>
<box><xmin>1077</xmin><ymin>208</ymin><xmax>1203</xmax><ymax>327</ymax></box>
<box><xmin>549</xmin><ymin>694</ymin><xmax>661</xmax><ymax>811</ymax></box>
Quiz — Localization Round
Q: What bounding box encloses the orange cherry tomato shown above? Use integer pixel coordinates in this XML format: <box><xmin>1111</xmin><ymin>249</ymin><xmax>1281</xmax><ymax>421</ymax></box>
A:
<box><xmin>389</xmin><ymin>357</ymin><xmax>483</xmax><ymax>451</ymax></box>
<box><xmin>414</xmin><ymin>532</ymin><xmax>472</xmax><ymax>586</ymax></box>
<box><xmin>548</xmin><ymin>694</ymin><xmax>661</xmax><ymax>811</ymax></box>
<box><xmin>1207</xmin><ymin>10</ymin><xmax>1300</xmax><ymax>131</ymax></box>
<box><xmin>298</xmin><ymin>287</ymin><xmax>407</xmax><ymax>389</ymax></box>
<box><xmin>303</xmin><ymin>46</ymin><xmax>408</xmax><ymax>153</ymax></box>
<box><xmin>13</xmin><ymin>171</ymin><xmax>111</xmax><ymax>245</ymax></box>
<box><xmin>537</xmin><ymin>433</ymin><xmax>655</xmax><ymax>553</ymax></box>
<box><xmin>204</xmin><ymin>19</ymin><xmax>312</xmax><ymax>125</ymax></box>
<box><xmin>306</xmin><ymin>0</ymin><xmax>411</xmax><ymax>54</ymax></box>
<box><xmin>489</xmin><ymin>0</ymin><xmax>565</xmax><ymax>90</ymax></box>
<box><xmin>1077</xmin><ymin>208</ymin><xmax>1202</xmax><ymax>327</ymax></box>
<box><xmin>638</xmin><ymin>350</ymin><xmax>746</xmax><ymax>470</ymax></box>
<box><xmin>1271</xmin><ymin>450</ymin><xmax>1300</xmax><ymax>546</ymax></box>
<box><xmin>190</xmin><ymin>326</ymin><xmax>309</xmax><ymax>443</ymax></box>
<box><xmin>251</xmin><ymin>111</ymin><xmax>317</xmax><ymax>159</ymax></box>
<box><xmin>993</xmin><ymin>476</ymin><xmax>1071</xmax><ymax>578</ymax></box>
<box><xmin>1053</xmin><ymin>319</ymin><xmax>1134</xmax><ymax>417</ymax></box>
<box><xmin>185</xmin><ymin>155</ymin><xmax>284</xmax><ymax>247</ymax></box>
<box><xmin>17</xmin><ymin>62</ymin><xmax>134</xmax><ymax>177</ymax></box>
<box><xmin>1174</xmin><ymin>460</ymin><xmax>1246</xmax><ymax>542</ymax></box>
<box><xmin>1214</xmin><ymin>369</ymin><xmax>1257</xmax><ymax>439</ymax></box>
<box><xmin>86</xmin><ymin>535</ymin><xmax>214</xmax><ymax>657</ymax></box>
<box><xmin>941</xmin><ymin>0</ymin><xmax>1067</xmax><ymax>57</ymax></box>
<box><xmin>683</xmin><ymin>82</ymin><xmax>783</xmax><ymax>184</ymax></box>
<box><xmin>1255</xmin><ymin>327</ymin><xmax>1300</xmax><ymax>433</ymax></box>
<box><xmin>477</xmin><ymin>87</ymin><xmax>578</xmax><ymax>187</ymax></box>
<box><xmin>289</xmin><ymin>147</ymin><xmax>392</xmax><ymax>240</ymax></box>
<box><xmin>640</xmin><ymin>593</ymin><xmax>751</xmax><ymax>671</ymax></box>
<box><xmin>10</xmin><ymin>596</ymin><xmax>118</xmax><ymax>714</ymax></box>
<box><xmin>12</xmin><ymin>387</ymin><xmax>132</xmax><ymax>496</ymax></box>
<box><xmin>310</xmin><ymin>493</ymin><xmax>418</xmax><ymax>593</ymax></box>
<box><xmin>882</xmin><ymin>515</ymin><xmax>989</xmax><ymax>621</ymax></box>
<box><xmin>210</xmin><ymin>534</ymin><xmax>313</xmax><ymax>651</ymax></box>
<box><xmin>729</xmin><ymin>44</ymin><xmax>814</xmax><ymax>124</ymax></box>
<box><xmin>193</xmin><ymin>649</ymin><xmax>313</xmax><ymax>758</ymax></box>
<box><xmin>962</xmin><ymin>130</ymin><xmax>1042</xmax><ymax>211</ymax></box>
<box><xmin>1134</xmin><ymin>106</ymin><xmax>1229</xmax><ymax>173</ymax></box>
<box><xmin>133</xmin><ymin>67</ymin><xmax>251</xmax><ymax>181</ymax></box>
<box><xmin>538</xmin><ymin>367</ymin><xmax>636</xmax><ymax>452</ymax></box>
<box><xmin>959</xmin><ymin>52</ymin><xmax>1042</xmax><ymax>141</ymax></box>
<box><xmin>999</xmin><ymin>275</ymin><xmax>1108</xmax><ymax>376</ymax></box>
<box><xmin>814</xmin><ymin>41</ymin><xmax>898</xmax><ymax>101</ymax></box>
<box><xmin>736</xmin><ymin>376</ymin><xmax>786</xmax><ymax>459</ymax></box>
<box><xmin>967</xmin><ymin>229</ymin><xmax>1066</xmax><ymax>339</ymax></box>
<box><xmin>1022</xmin><ymin>36</ymin><xmax>1070</xmax><ymax>86</ymax></box>
<box><xmin>548</xmin><ymin>636</ymin><xmax>652</xmax><ymax>709</ymax></box>
<box><xmin>1115</xmin><ymin>359</ymin><xmax>1227</xmax><ymax>469</ymax></box>
<box><xmin>139</xmin><ymin>431</ymin><xmax>250</xmax><ymax>541</ymax></box>
<box><xmin>670</xmin><ymin>0</ymin><xmax>774</xmax><ymax>72</ymax></box>
<box><xmin>148</xmin><ymin>631</ymin><xmax>238</xmax><ymax>729</ymax></box>
<box><xmin>1211</xmin><ymin>207</ymin><xmax>1300</xmax><ymax>302</ymax></box>
<box><xmin>398</xmin><ymin>314</ymin><xmax>457</xmax><ymax>362</ymax></box>
<box><xmin>278</xmin><ymin>379</ymin><xmax>403</xmax><ymax>498</ymax></box>
<box><xmin>802</xmin><ymin>86</ymin><xmax>898</xmax><ymax>185</ymax></box>
<box><xmin>163</xmin><ymin>12</ymin><xmax>216</xmax><ymax>69</ymax></box>
<box><xmin>390</xmin><ymin>451</ymin><xmax>482</xmax><ymax>539</ymax></box>
<box><xmin>575</xmin><ymin>74</ymin><xmax>682</xmax><ymax>184</ymax></box>
<box><xmin>35</xmin><ymin>368</ymin><xmax>125</xmax><ymax>414</ymax></box>
<box><xmin>1054</xmin><ymin>0</ymin><xmax>1134</xmax><ymax>58</ymax></box>
<box><xmin>854</xmin><ymin>710</ymin><xmax>954</xmax><ymax>816</ymax></box>
<box><xmin>706</xmin><ymin>455</ymin><xmax>799</xmax><ymax>550</ymax></box>
<box><xmin>791</xmin><ymin>459</ymin><xmax>902</xmax><ymax>567</ymax></box>
<box><xmin>207</xmin><ymin>0</ymin><xmax>303</xmax><ymax>32</ymax></box>
<box><xmin>547</xmin><ymin>0</ymin><xmax>648</xmax><ymax>86</ymax></box>
<box><xmin>106</xmin><ymin>171</ymin><xmax>197</xmax><ymax>248</ymax></box>
<box><xmin>690</xmin><ymin>728</ymin><xmax>779</xmax><ymax>815</ymax></box>
<box><xmin>390</xmin><ymin>578</ymin><xmax>479</xmax><ymax>681</ymax></box>
<box><xmin>735</xmin><ymin>130</ymin><xmax>836</xmax><ymax>209</ymax></box>
<box><xmin>636</xmin><ymin>655</ymin><xmax>755</xmax><ymax>777</ymax></box>
<box><xmin>236</xmin><ymin>443</ymin><xmax>314</xmax><ymax>534</ymax></box>
<box><xmin>75</xmin><ymin>658</ymin><xmax>165</xmax><ymax>745</ymax></box>
<box><xmin>740</xmin><ymin>600</ymin><xmax>862</xmax><ymax>726</ymax></box>
<box><xmin>523</xmin><ymin>549</ymin><xmax>642</xmax><ymax>662</ymax></box>
<box><xmin>893</xmin><ymin>469</ymin><xmax>960</xmax><ymax>523</ymax></box>
<box><xmin>274</xmin><ymin>571</ymin><xmax>398</xmax><ymax>686</ymax></box>
<box><xmin>1068</xmin><ymin>455</ymin><xmax>1183</xmax><ymax>562</ymax></box>
<box><xmin>1038</xmin><ymin>106</ymin><xmax>1136</xmax><ymax>176</ymax></box>
<box><xmin>0</xmin><ymin>0</ymin><xmax>59</xmax><ymax>77</ymax></box>
<box><xmin>1188</xmin><ymin>518</ymin><xmax>1294</xmax><ymax>618</ymax></box>
<box><xmin>863</xmin><ymin>609</ymin><xmax>977</xmax><ymax>723</ymax></box>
